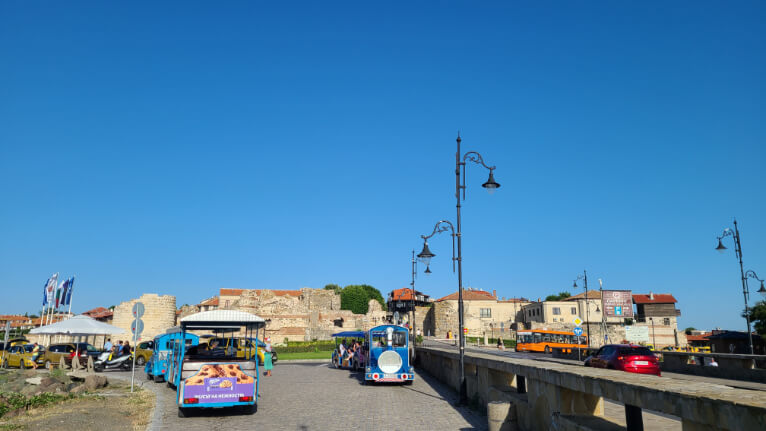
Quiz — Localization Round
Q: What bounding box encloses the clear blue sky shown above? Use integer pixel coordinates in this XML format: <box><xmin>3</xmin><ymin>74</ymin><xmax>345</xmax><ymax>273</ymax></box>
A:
<box><xmin>1</xmin><ymin>2</ymin><xmax>764</xmax><ymax>332</ymax></box>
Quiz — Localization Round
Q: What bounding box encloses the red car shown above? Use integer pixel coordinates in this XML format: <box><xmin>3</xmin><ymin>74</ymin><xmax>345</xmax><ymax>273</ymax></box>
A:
<box><xmin>584</xmin><ymin>344</ymin><xmax>661</xmax><ymax>376</ymax></box>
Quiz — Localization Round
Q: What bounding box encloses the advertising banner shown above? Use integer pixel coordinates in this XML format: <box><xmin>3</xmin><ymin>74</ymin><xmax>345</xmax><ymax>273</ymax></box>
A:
<box><xmin>183</xmin><ymin>364</ymin><xmax>255</xmax><ymax>404</ymax></box>
<box><xmin>625</xmin><ymin>326</ymin><xmax>650</xmax><ymax>343</ymax></box>
<box><xmin>602</xmin><ymin>290</ymin><xmax>634</xmax><ymax>317</ymax></box>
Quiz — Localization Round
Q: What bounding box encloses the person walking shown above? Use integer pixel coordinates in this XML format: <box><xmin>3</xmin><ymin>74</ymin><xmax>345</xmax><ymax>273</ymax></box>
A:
<box><xmin>104</xmin><ymin>338</ymin><xmax>112</xmax><ymax>353</ymax></box>
<box><xmin>31</xmin><ymin>343</ymin><xmax>40</xmax><ymax>369</ymax></box>
<box><xmin>263</xmin><ymin>337</ymin><xmax>273</xmax><ymax>377</ymax></box>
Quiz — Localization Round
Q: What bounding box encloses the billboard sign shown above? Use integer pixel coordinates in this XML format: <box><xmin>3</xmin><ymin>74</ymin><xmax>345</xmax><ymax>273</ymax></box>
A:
<box><xmin>602</xmin><ymin>290</ymin><xmax>633</xmax><ymax>317</ymax></box>
<box><xmin>625</xmin><ymin>325</ymin><xmax>650</xmax><ymax>343</ymax></box>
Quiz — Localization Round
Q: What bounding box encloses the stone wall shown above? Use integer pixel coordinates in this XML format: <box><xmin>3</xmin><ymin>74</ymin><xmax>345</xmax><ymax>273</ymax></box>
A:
<box><xmin>112</xmin><ymin>294</ymin><xmax>176</xmax><ymax>343</ymax></box>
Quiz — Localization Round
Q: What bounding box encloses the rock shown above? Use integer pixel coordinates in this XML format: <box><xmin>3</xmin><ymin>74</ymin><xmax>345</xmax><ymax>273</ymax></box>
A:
<box><xmin>70</xmin><ymin>384</ymin><xmax>88</xmax><ymax>394</ymax></box>
<box><xmin>84</xmin><ymin>375</ymin><xmax>108</xmax><ymax>390</ymax></box>
<box><xmin>40</xmin><ymin>377</ymin><xmax>57</xmax><ymax>386</ymax></box>
<box><xmin>25</xmin><ymin>377</ymin><xmax>42</xmax><ymax>385</ymax></box>
<box><xmin>66</xmin><ymin>382</ymin><xmax>80</xmax><ymax>392</ymax></box>
<box><xmin>20</xmin><ymin>385</ymin><xmax>38</xmax><ymax>395</ymax></box>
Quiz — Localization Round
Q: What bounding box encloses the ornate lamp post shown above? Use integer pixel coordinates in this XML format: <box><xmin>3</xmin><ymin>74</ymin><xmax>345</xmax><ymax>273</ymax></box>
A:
<box><xmin>417</xmin><ymin>133</ymin><xmax>500</xmax><ymax>405</ymax></box>
<box><xmin>410</xmin><ymin>250</ymin><xmax>417</xmax><ymax>343</ymax></box>
<box><xmin>716</xmin><ymin>220</ymin><xmax>764</xmax><ymax>354</ymax></box>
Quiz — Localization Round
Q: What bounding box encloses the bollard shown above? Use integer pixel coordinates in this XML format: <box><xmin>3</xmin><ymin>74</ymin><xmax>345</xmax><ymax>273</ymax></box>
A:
<box><xmin>72</xmin><ymin>355</ymin><xmax>81</xmax><ymax>370</ymax></box>
<box><xmin>87</xmin><ymin>355</ymin><xmax>94</xmax><ymax>373</ymax></box>
<box><xmin>59</xmin><ymin>357</ymin><xmax>67</xmax><ymax>369</ymax></box>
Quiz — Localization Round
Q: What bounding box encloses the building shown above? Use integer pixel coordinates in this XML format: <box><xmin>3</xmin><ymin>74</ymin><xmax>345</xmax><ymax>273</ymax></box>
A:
<box><xmin>632</xmin><ymin>292</ymin><xmax>685</xmax><ymax>348</ymax></box>
<box><xmin>197</xmin><ymin>296</ymin><xmax>219</xmax><ymax>312</ymax></box>
<box><xmin>707</xmin><ymin>330</ymin><xmax>765</xmax><ymax>355</ymax></box>
<box><xmin>82</xmin><ymin>307</ymin><xmax>114</xmax><ymax>323</ymax></box>
<box><xmin>184</xmin><ymin>288</ymin><xmax>388</xmax><ymax>343</ymax></box>
<box><xmin>387</xmin><ymin>288</ymin><xmax>432</xmax><ymax>313</ymax></box>
<box><xmin>428</xmin><ymin>288</ymin><xmax>530</xmax><ymax>338</ymax></box>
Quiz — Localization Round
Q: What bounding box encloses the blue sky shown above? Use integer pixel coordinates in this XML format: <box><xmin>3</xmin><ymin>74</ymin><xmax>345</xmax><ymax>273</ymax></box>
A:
<box><xmin>1</xmin><ymin>2</ymin><xmax>764</xmax><ymax>331</ymax></box>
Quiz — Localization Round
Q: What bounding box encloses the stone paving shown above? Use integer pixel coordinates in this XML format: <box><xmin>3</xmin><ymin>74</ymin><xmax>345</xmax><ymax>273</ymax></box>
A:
<box><xmin>116</xmin><ymin>361</ymin><xmax>487</xmax><ymax>430</ymax></box>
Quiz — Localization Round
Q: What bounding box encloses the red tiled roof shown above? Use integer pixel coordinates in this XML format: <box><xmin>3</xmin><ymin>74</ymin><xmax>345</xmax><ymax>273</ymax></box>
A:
<box><xmin>220</xmin><ymin>288</ymin><xmax>245</xmax><ymax>296</ymax></box>
<box><xmin>0</xmin><ymin>315</ymin><xmax>30</xmax><ymax>322</ymax></box>
<box><xmin>686</xmin><ymin>333</ymin><xmax>711</xmax><ymax>342</ymax></box>
<box><xmin>389</xmin><ymin>288</ymin><xmax>427</xmax><ymax>301</ymax></box>
<box><xmin>436</xmin><ymin>290</ymin><xmax>496</xmax><ymax>302</ymax></box>
<box><xmin>566</xmin><ymin>291</ymin><xmax>602</xmax><ymax>300</ymax></box>
<box><xmin>199</xmin><ymin>297</ymin><xmax>219</xmax><ymax>306</ymax></box>
<box><xmin>632</xmin><ymin>294</ymin><xmax>677</xmax><ymax>304</ymax></box>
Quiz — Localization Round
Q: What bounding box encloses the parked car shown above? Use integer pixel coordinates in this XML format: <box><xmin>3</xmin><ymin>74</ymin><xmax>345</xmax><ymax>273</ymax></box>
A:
<box><xmin>41</xmin><ymin>342</ymin><xmax>101</xmax><ymax>369</ymax></box>
<box><xmin>584</xmin><ymin>344</ymin><xmax>661</xmax><ymax>376</ymax></box>
<box><xmin>1</xmin><ymin>344</ymin><xmax>39</xmax><ymax>369</ymax></box>
<box><xmin>134</xmin><ymin>340</ymin><xmax>154</xmax><ymax>366</ymax></box>
<box><xmin>205</xmin><ymin>336</ymin><xmax>277</xmax><ymax>366</ymax></box>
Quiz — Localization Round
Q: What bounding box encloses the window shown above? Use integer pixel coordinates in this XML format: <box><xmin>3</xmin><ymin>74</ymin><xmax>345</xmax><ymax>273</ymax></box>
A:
<box><xmin>480</xmin><ymin>308</ymin><xmax>491</xmax><ymax>318</ymax></box>
<box><xmin>663</xmin><ymin>318</ymin><xmax>670</xmax><ymax>326</ymax></box>
<box><xmin>571</xmin><ymin>307</ymin><xmax>577</xmax><ymax>314</ymax></box>
<box><xmin>552</xmin><ymin>307</ymin><xmax>561</xmax><ymax>315</ymax></box>
<box><xmin>224</xmin><ymin>300</ymin><xmax>230</xmax><ymax>308</ymax></box>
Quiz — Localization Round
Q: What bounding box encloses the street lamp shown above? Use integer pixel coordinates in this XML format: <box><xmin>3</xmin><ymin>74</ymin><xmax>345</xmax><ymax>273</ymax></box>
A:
<box><xmin>410</xmin><ymin>250</ymin><xmax>418</xmax><ymax>344</ymax></box>
<box><xmin>573</xmin><ymin>270</ymin><xmax>592</xmax><ymax>348</ymax></box>
<box><xmin>716</xmin><ymin>219</ymin><xmax>764</xmax><ymax>354</ymax></box>
<box><xmin>418</xmin><ymin>133</ymin><xmax>499</xmax><ymax>405</ymax></box>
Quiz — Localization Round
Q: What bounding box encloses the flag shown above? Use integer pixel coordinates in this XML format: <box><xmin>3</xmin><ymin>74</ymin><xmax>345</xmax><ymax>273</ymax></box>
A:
<box><xmin>55</xmin><ymin>280</ymin><xmax>64</xmax><ymax>308</ymax></box>
<box><xmin>45</xmin><ymin>273</ymin><xmax>58</xmax><ymax>306</ymax></box>
<box><xmin>42</xmin><ymin>280</ymin><xmax>49</xmax><ymax>306</ymax></box>
<box><xmin>58</xmin><ymin>278</ymin><xmax>70</xmax><ymax>308</ymax></box>
<box><xmin>64</xmin><ymin>277</ymin><xmax>75</xmax><ymax>306</ymax></box>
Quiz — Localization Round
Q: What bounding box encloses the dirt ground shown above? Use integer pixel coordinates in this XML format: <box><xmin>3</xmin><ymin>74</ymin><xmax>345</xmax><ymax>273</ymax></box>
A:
<box><xmin>0</xmin><ymin>376</ymin><xmax>154</xmax><ymax>431</ymax></box>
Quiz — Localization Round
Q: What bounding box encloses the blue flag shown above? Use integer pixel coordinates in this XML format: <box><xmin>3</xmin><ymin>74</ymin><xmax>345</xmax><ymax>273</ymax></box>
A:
<box><xmin>64</xmin><ymin>277</ymin><xmax>75</xmax><ymax>306</ymax></box>
<box><xmin>42</xmin><ymin>279</ymin><xmax>49</xmax><ymax>306</ymax></box>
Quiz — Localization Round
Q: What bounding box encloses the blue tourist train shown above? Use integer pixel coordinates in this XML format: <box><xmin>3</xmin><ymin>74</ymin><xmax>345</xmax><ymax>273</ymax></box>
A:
<box><xmin>364</xmin><ymin>325</ymin><xmax>414</xmax><ymax>384</ymax></box>
<box><xmin>144</xmin><ymin>327</ymin><xmax>199</xmax><ymax>383</ymax></box>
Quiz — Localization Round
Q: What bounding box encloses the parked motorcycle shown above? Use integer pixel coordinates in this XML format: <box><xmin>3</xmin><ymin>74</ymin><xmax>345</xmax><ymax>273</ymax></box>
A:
<box><xmin>94</xmin><ymin>351</ymin><xmax>134</xmax><ymax>372</ymax></box>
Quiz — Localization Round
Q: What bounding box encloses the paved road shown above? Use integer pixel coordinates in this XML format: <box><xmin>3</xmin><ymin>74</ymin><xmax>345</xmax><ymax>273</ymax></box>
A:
<box><xmin>113</xmin><ymin>361</ymin><xmax>487</xmax><ymax>430</ymax></box>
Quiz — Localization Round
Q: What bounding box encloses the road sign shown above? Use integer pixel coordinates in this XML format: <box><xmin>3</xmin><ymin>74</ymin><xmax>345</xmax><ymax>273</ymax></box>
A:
<box><xmin>573</xmin><ymin>317</ymin><xmax>583</xmax><ymax>326</ymax></box>
<box><xmin>131</xmin><ymin>318</ymin><xmax>144</xmax><ymax>336</ymax></box>
<box><xmin>573</xmin><ymin>327</ymin><xmax>583</xmax><ymax>337</ymax></box>
<box><xmin>132</xmin><ymin>302</ymin><xmax>145</xmax><ymax>318</ymax></box>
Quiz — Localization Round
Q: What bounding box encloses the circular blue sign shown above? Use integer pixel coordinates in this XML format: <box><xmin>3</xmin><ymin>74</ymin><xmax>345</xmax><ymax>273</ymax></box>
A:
<box><xmin>573</xmin><ymin>327</ymin><xmax>583</xmax><ymax>336</ymax></box>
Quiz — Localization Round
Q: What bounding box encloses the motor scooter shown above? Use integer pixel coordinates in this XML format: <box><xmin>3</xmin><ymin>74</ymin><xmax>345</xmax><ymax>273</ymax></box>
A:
<box><xmin>94</xmin><ymin>351</ymin><xmax>134</xmax><ymax>372</ymax></box>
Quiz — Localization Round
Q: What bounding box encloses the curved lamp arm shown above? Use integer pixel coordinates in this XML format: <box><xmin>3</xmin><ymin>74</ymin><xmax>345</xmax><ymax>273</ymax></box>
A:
<box><xmin>458</xmin><ymin>150</ymin><xmax>499</xmax><ymax>200</ymax></box>
<box><xmin>418</xmin><ymin>220</ymin><xmax>457</xmax><ymax>272</ymax></box>
<box><xmin>463</xmin><ymin>151</ymin><xmax>497</xmax><ymax>171</ymax></box>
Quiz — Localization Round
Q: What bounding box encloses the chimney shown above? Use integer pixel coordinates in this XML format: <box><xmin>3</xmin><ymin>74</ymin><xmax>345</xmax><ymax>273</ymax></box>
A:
<box><xmin>493</xmin><ymin>290</ymin><xmax>497</xmax><ymax>298</ymax></box>
<box><xmin>649</xmin><ymin>292</ymin><xmax>654</xmax><ymax>301</ymax></box>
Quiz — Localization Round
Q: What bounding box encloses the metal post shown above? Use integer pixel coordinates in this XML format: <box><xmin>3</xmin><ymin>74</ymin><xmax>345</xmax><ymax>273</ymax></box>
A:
<box><xmin>733</xmin><ymin>221</ymin><xmax>754</xmax><ymax>354</ymax></box>
<box><xmin>584</xmin><ymin>270</ymin><xmax>591</xmax><ymax>349</ymax></box>
<box><xmin>650</xmin><ymin>318</ymin><xmax>656</xmax><ymax>348</ymax></box>
<box><xmin>411</xmin><ymin>250</ymin><xmax>417</xmax><ymax>344</ymax></box>
<box><xmin>455</xmin><ymin>134</ymin><xmax>467</xmax><ymax>404</ymax></box>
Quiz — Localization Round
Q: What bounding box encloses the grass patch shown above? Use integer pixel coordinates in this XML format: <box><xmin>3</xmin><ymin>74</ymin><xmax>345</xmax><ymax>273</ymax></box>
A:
<box><xmin>278</xmin><ymin>350</ymin><xmax>333</xmax><ymax>361</ymax></box>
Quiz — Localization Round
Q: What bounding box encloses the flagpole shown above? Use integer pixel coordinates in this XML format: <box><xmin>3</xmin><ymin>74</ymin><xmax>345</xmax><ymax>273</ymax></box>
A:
<box><xmin>66</xmin><ymin>276</ymin><xmax>75</xmax><ymax>317</ymax></box>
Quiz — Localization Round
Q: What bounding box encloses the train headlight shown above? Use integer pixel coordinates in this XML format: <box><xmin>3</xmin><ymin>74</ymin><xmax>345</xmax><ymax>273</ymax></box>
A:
<box><xmin>366</xmin><ymin>366</ymin><xmax>371</xmax><ymax>372</ymax></box>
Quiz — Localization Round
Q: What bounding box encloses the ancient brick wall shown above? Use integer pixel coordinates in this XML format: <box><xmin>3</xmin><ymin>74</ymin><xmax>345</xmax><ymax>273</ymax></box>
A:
<box><xmin>112</xmin><ymin>294</ymin><xmax>176</xmax><ymax>343</ymax></box>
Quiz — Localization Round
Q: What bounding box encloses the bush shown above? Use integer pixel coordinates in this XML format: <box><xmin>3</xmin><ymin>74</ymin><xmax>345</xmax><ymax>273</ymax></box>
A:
<box><xmin>466</xmin><ymin>336</ymin><xmax>516</xmax><ymax>348</ymax></box>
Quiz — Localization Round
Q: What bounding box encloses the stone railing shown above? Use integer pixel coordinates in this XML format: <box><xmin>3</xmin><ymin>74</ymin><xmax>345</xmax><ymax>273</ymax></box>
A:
<box><xmin>416</xmin><ymin>346</ymin><xmax>766</xmax><ymax>431</ymax></box>
<box><xmin>659</xmin><ymin>351</ymin><xmax>766</xmax><ymax>383</ymax></box>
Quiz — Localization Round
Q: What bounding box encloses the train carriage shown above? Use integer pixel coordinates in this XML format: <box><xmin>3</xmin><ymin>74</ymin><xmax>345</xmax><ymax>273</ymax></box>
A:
<box><xmin>364</xmin><ymin>325</ymin><xmax>414</xmax><ymax>384</ymax></box>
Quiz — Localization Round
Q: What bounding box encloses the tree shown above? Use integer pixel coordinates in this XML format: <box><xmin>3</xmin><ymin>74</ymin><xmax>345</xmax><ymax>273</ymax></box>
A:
<box><xmin>340</xmin><ymin>284</ymin><xmax>387</xmax><ymax>314</ymax></box>
<box><xmin>324</xmin><ymin>284</ymin><xmax>342</xmax><ymax>294</ymax></box>
<box><xmin>743</xmin><ymin>300</ymin><xmax>766</xmax><ymax>338</ymax></box>
<box><xmin>545</xmin><ymin>291</ymin><xmax>572</xmax><ymax>301</ymax></box>
<box><xmin>684</xmin><ymin>327</ymin><xmax>697</xmax><ymax>335</ymax></box>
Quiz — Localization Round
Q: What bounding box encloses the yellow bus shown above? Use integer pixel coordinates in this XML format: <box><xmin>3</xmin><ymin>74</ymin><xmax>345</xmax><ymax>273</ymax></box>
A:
<box><xmin>515</xmin><ymin>329</ymin><xmax>587</xmax><ymax>353</ymax></box>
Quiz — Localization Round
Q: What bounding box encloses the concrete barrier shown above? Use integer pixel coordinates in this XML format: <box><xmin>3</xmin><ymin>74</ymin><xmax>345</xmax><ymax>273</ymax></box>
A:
<box><xmin>660</xmin><ymin>351</ymin><xmax>766</xmax><ymax>383</ymax></box>
<box><xmin>417</xmin><ymin>346</ymin><xmax>766</xmax><ymax>431</ymax></box>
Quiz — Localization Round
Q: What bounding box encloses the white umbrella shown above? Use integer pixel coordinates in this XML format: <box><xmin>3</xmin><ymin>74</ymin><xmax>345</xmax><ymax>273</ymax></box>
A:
<box><xmin>30</xmin><ymin>314</ymin><xmax>126</xmax><ymax>336</ymax></box>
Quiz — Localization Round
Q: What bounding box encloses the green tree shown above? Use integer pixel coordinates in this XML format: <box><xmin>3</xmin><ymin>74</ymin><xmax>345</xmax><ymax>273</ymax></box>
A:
<box><xmin>340</xmin><ymin>284</ymin><xmax>387</xmax><ymax>314</ymax></box>
<box><xmin>743</xmin><ymin>300</ymin><xmax>766</xmax><ymax>337</ymax></box>
<box><xmin>324</xmin><ymin>284</ymin><xmax>342</xmax><ymax>294</ymax></box>
<box><xmin>684</xmin><ymin>327</ymin><xmax>697</xmax><ymax>335</ymax></box>
<box><xmin>545</xmin><ymin>291</ymin><xmax>572</xmax><ymax>301</ymax></box>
